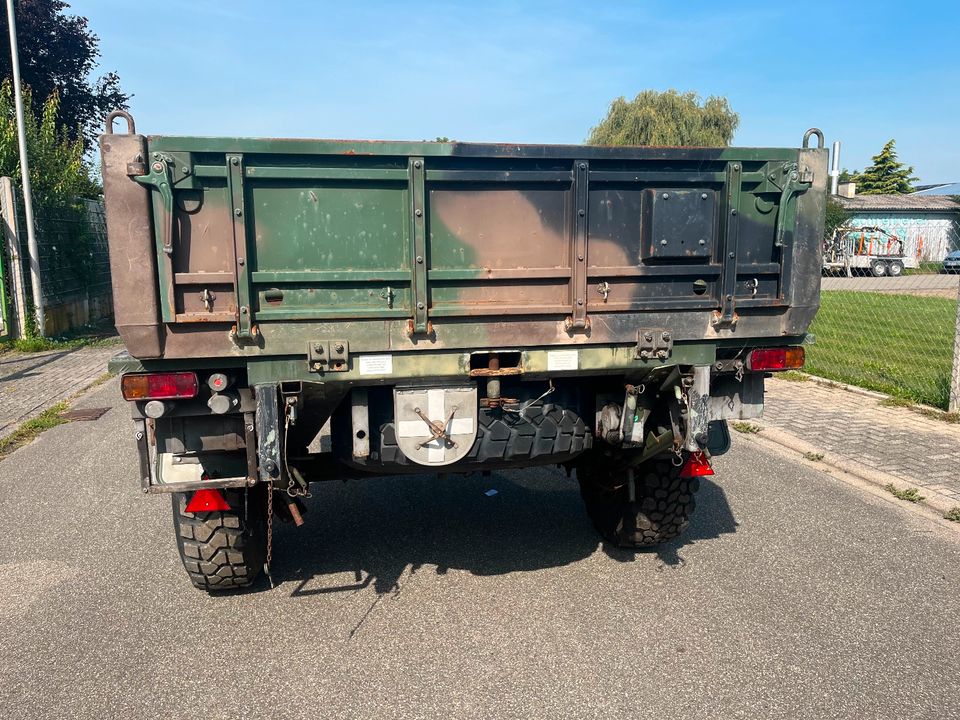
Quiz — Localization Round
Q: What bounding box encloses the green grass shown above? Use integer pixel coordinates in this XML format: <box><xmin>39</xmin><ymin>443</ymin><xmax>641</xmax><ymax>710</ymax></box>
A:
<box><xmin>803</xmin><ymin>452</ymin><xmax>824</xmax><ymax>462</ymax></box>
<box><xmin>806</xmin><ymin>291</ymin><xmax>955</xmax><ymax>409</ymax></box>
<box><xmin>779</xmin><ymin>370</ymin><xmax>809</xmax><ymax>382</ymax></box>
<box><xmin>883</xmin><ymin>483</ymin><xmax>925</xmax><ymax>503</ymax></box>
<box><xmin>0</xmin><ymin>402</ymin><xmax>68</xmax><ymax>461</ymax></box>
<box><xmin>731</xmin><ymin>421</ymin><xmax>761</xmax><ymax>434</ymax></box>
<box><xmin>945</xmin><ymin>507</ymin><xmax>960</xmax><ymax>523</ymax></box>
<box><xmin>0</xmin><ymin>333</ymin><xmax>119</xmax><ymax>355</ymax></box>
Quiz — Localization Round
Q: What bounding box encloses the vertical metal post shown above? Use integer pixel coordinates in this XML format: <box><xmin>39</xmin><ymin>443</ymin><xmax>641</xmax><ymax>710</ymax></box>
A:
<box><xmin>950</xmin><ymin>279</ymin><xmax>960</xmax><ymax>413</ymax></box>
<box><xmin>829</xmin><ymin>141</ymin><xmax>841</xmax><ymax>196</ymax></box>
<box><xmin>5</xmin><ymin>0</ymin><xmax>44</xmax><ymax>335</ymax></box>
<box><xmin>0</xmin><ymin>177</ymin><xmax>25</xmax><ymax>337</ymax></box>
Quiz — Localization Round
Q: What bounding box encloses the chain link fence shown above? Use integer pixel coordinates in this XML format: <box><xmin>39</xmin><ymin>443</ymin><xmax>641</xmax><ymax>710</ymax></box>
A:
<box><xmin>808</xmin><ymin>221</ymin><xmax>960</xmax><ymax>411</ymax></box>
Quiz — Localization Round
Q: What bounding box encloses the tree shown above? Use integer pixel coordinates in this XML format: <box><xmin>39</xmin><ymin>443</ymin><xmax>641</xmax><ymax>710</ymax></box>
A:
<box><xmin>853</xmin><ymin>140</ymin><xmax>918</xmax><ymax>195</ymax></box>
<box><xmin>587</xmin><ymin>90</ymin><xmax>739</xmax><ymax>147</ymax></box>
<box><xmin>824</xmin><ymin>198</ymin><xmax>849</xmax><ymax>240</ymax></box>
<box><xmin>0</xmin><ymin>0</ymin><xmax>129</xmax><ymax>150</ymax></box>
<box><xmin>0</xmin><ymin>80</ymin><xmax>98</xmax><ymax>203</ymax></box>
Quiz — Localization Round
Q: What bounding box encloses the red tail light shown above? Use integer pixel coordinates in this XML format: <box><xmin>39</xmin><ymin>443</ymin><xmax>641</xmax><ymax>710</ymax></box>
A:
<box><xmin>185</xmin><ymin>488</ymin><xmax>231</xmax><ymax>513</ymax></box>
<box><xmin>121</xmin><ymin>372</ymin><xmax>199</xmax><ymax>401</ymax></box>
<box><xmin>745</xmin><ymin>346</ymin><xmax>805</xmax><ymax>372</ymax></box>
<box><xmin>680</xmin><ymin>452</ymin><xmax>715</xmax><ymax>478</ymax></box>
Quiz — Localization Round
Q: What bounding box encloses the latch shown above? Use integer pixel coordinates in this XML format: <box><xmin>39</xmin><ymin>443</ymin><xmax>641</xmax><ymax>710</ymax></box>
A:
<box><xmin>307</xmin><ymin>341</ymin><xmax>350</xmax><ymax>372</ymax></box>
<box><xmin>635</xmin><ymin>329</ymin><xmax>673</xmax><ymax>361</ymax></box>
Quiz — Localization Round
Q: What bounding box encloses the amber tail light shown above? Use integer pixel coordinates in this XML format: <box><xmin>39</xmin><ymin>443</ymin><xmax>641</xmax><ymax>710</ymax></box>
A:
<box><xmin>121</xmin><ymin>372</ymin><xmax>199</xmax><ymax>401</ymax></box>
<box><xmin>745</xmin><ymin>347</ymin><xmax>805</xmax><ymax>372</ymax></box>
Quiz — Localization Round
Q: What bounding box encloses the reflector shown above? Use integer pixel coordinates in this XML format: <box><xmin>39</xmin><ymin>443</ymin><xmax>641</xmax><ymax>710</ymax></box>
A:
<box><xmin>121</xmin><ymin>372</ymin><xmax>199</xmax><ymax>401</ymax></box>
<box><xmin>185</xmin><ymin>488</ymin><xmax>231</xmax><ymax>513</ymax></box>
<box><xmin>680</xmin><ymin>452</ymin><xmax>715</xmax><ymax>478</ymax></box>
<box><xmin>745</xmin><ymin>346</ymin><xmax>805</xmax><ymax>372</ymax></box>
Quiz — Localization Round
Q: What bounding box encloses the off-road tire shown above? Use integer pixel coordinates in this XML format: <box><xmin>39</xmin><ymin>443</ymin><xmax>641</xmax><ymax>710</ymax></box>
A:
<box><xmin>172</xmin><ymin>485</ymin><xmax>267</xmax><ymax>591</ymax></box>
<box><xmin>578</xmin><ymin>455</ymin><xmax>699</xmax><ymax>547</ymax></box>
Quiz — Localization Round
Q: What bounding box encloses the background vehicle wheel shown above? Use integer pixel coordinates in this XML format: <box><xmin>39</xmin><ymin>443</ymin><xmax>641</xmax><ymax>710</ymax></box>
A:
<box><xmin>870</xmin><ymin>259</ymin><xmax>887</xmax><ymax>277</ymax></box>
<box><xmin>887</xmin><ymin>260</ymin><xmax>904</xmax><ymax>277</ymax></box>
<box><xmin>172</xmin><ymin>485</ymin><xmax>267</xmax><ymax>591</ymax></box>
<box><xmin>578</xmin><ymin>455</ymin><xmax>699</xmax><ymax>548</ymax></box>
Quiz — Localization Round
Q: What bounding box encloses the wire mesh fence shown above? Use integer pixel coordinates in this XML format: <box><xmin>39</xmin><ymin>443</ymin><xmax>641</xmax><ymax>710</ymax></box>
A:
<box><xmin>808</xmin><ymin>222</ymin><xmax>960</xmax><ymax>411</ymax></box>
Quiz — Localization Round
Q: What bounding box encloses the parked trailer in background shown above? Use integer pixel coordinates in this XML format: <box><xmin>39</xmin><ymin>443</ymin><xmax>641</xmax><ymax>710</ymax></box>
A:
<box><xmin>823</xmin><ymin>225</ymin><xmax>917</xmax><ymax>277</ymax></box>
<box><xmin>101</xmin><ymin>111</ymin><xmax>827</xmax><ymax>591</ymax></box>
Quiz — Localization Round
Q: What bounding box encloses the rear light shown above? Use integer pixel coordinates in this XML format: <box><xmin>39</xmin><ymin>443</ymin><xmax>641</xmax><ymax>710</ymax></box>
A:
<box><xmin>121</xmin><ymin>372</ymin><xmax>199</xmax><ymax>401</ymax></box>
<box><xmin>745</xmin><ymin>346</ymin><xmax>805</xmax><ymax>372</ymax></box>
<box><xmin>185</xmin><ymin>488</ymin><xmax>231</xmax><ymax>513</ymax></box>
<box><xmin>680</xmin><ymin>452</ymin><xmax>715</xmax><ymax>478</ymax></box>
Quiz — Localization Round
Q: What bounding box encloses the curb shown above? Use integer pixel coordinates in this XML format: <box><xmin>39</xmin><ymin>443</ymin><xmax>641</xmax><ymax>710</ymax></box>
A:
<box><xmin>743</xmin><ymin>425</ymin><xmax>960</xmax><ymax>530</ymax></box>
<box><xmin>788</xmin><ymin>372</ymin><xmax>957</xmax><ymax>421</ymax></box>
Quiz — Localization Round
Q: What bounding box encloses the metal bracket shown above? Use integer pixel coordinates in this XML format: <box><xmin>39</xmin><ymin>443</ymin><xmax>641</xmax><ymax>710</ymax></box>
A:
<box><xmin>773</xmin><ymin>162</ymin><xmax>812</xmax><ymax>248</ymax></box>
<box><xmin>307</xmin><ymin>340</ymin><xmax>349</xmax><ymax>372</ymax></box>
<box><xmin>635</xmin><ymin>328</ymin><xmax>673</xmax><ymax>361</ymax></box>
<box><xmin>134</xmin><ymin>153</ymin><xmax>176</xmax><ymax>255</ymax></box>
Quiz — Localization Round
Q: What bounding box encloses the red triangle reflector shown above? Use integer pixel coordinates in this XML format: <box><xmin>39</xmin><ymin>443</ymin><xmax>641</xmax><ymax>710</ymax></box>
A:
<box><xmin>185</xmin><ymin>488</ymin><xmax>231</xmax><ymax>513</ymax></box>
<box><xmin>680</xmin><ymin>452</ymin><xmax>714</xmax><ymax>478</ymax></box>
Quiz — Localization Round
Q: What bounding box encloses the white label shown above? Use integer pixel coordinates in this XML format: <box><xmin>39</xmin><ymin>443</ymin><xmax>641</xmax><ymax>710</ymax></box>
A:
<box><xmin>547</xmin><ymin>349</ymin><xmax>579</xmax><ymax>371</ymax></box>
<box><xmin>359</xmin><ymin>354</ymin><xmax>393</xmax><ymax>376</ymax></box>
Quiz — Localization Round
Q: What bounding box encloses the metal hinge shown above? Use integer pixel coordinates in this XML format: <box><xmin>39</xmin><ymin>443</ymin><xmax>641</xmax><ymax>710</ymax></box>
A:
<box><xmin>635</xmin><ymin>329</ymin><xmax>673</xmax><ymax>361</ymax></box>
<box><xmin>307</xmin><ymin>341</ymin><xmax>349</xmax><ymax>372</ymax></box>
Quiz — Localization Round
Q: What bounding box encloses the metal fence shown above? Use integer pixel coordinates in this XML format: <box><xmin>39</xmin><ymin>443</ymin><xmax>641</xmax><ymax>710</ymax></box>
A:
<box><xmin>808</xmin><ymin>223</ymin><xmax>960</xmax><ymax>411</ymax></box>
<box><xmin>0</xmin><ymin>177</ymin><xmax>113</xmax><ymax>337</ymax></box>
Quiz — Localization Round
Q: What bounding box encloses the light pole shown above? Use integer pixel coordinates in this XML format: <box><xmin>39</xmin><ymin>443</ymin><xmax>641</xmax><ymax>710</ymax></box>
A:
<box><xmin>5</xmin><ymin>0</ymin><xmax>44</xmax><ymax>336</ymax></box>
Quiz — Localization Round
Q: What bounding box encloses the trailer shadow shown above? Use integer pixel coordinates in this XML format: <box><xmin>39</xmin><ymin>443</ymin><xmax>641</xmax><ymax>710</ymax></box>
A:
<box><xmin>269</xmin><ymin>468</ymin><xmax>737</xmax><ymax>598</ymax></box>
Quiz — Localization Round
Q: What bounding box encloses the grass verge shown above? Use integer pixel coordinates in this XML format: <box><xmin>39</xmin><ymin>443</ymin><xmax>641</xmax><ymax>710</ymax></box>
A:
<box><xmin>0</xmin><ymin>402</ymin><xmax>69</xmax><ymax>462</ymax></box>
<box><xmin>806</xmin><ymin>290</ymin><xmax>954</xmax><ymax>409</ymax></box>
<box><xmin>731</xmin><ymin>421</ymin><xmax>761</xmax><ymax>434</ymax></box>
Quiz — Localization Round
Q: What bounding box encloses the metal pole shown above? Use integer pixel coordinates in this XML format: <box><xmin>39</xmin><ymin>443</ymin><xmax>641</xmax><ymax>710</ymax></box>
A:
<box><xmin>829</xmin><ymin>140</ymin><xmax>840</xmax><ymax>196</ymax></box>
<box><xmin>5</xmin><ymin>0</ymin><xmax>44</xmax><ymax>336</ymax></box>
<box><xmin>950</xmin><ymin>276</ymin><xmax>960</xmax><ymax>413</ymax></box>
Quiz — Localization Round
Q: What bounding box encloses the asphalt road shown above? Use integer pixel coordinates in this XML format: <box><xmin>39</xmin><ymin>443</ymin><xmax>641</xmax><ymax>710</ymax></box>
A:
<box><xmin>2</xmin><ymin>379</ymin><xmax>959</xmax><ymax>720</ymax></box>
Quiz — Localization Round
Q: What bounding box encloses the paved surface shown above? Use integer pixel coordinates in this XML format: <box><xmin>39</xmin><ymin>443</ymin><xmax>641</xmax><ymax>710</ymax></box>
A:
<box><xmin>0</xmin><ymin>344</ymin><xmax>119</xmax><ymax>439</ymax></box>
<box><xmin>822</xmin><ymin>274</ymin><xmax>958</xmax><ymax>297</ymax></box>
<box><xmin>2</xmin><ymin>379</ymin><xmax>959</xmax><ymax>719</ymax></box>
<box><xmin>763</xmin><ymin>377</ymin><xmax>960</xmax><ymax>507</ymax></box>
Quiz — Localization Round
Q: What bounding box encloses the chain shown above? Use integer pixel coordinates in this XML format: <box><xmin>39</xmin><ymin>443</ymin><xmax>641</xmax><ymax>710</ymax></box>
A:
<box><xmin>264</xmin><ymin>479</ymin><xmax>274</xmax><ymax>588</ymax></box>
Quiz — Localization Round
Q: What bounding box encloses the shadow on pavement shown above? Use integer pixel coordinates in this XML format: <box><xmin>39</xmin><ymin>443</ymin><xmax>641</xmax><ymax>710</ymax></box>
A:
<box><xmin>265</xmin><ymin>468</ymin><xmax>738</xmax><ymax>597</ymax></box>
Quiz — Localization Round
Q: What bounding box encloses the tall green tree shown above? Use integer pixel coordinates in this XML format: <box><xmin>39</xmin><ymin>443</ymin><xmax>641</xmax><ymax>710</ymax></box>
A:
<box><xmin>0</xmin><ymin>80</ymin><xmax>98</xmax><ymax>203</ymax></box>
<box><xmin>853</xmin><ymin>140</ymin><xmax>918</xmax><ymax>194</ymax></box>
<box><xmin>0</xmin><ymin>0</ymin><xmax>129</xmax><ymax>150</ymax></box>
<box><xmin>587</xmin><ymin>90</ymin><xmax>739</xmax><ymax>146</ymax></box>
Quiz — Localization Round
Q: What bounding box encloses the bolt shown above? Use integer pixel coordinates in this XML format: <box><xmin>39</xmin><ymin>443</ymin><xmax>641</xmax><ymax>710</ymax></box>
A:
<box><xmin>579</xmin><ymin>162</ymin><xmax>587</xmax><ymax>170</ymax></box>
<box><xmin>152</xmin><ymin>162</ymin><xmax>163</xmax><ymax>172</ymax></box>
<box><xmin>135</xmin><ymin>431</ymin><xmax>144</xmax><ymax>441</ymax></box>
<box><xmin>238</xmin><ymin>257</ymin><xmax>245</xmax><ymax>266</ymax></box>
<box><xmin>142</xmin><ymin>487</ymin><xmax>149</xmax><ymax>494</ymax></box>
<box><xmin>247</xmin><ymin>424</ymin><xmax>255</xmax><ymax>432</ymax></box>
<box><xmin>415</xmin><ymin>208</ymin><xmax>423</xmax><ymax>217</ymax></box>
<box><xmin>662</xmin><ymin>332</ymin><xmax>671</xmax><ymax>340</ymax></box>
<box><xmin>235</xmin><ymin>208</ymin><xmax>242</xmax><ymax>216</ymax></box>
<box><xmin>414</xmin><ymin>160</ymin><xmax>422</xmax><ymax>168</ymax></box>
<box><xmin>334</xmin><ymin>342</ymin><xmax>344</xmax><ymax>353</ymax></box>
<box><xmin>231</xmin><ymin>157</ymin><xmax>239</xmax><ymax>166</ymax></box>
<box><xmin>662</xmin><ymin>192</ymin><xmax>669</xmax><ymax>199</ymax></box>
<box><xmin>733</xmin><ymin>164</ymin><xmax>740</xmax><ymax>172</ymax></box>
<box><xmin>240</xmin><ymin>306</ymin><xmax>248</xmax><ymax>315</ymax></box>
<box><xmin>416</xmin><ymin>255</ymin><xmax>423</xmax><ymax>263</ymax></box>
<box><xmin>699</xmin><ymin>239</ymin><xmax>706</xmax><ymax>246</ymax></box>
<box><xmin>153</xmin><ymin>153</ymin><xmax>160</xmax><ymax>160</ymax></box>
<box><xmin>578</xmin><ymin>209</ymin><xmax>585</xmax><ymax>217</ymax></box>
<box><xmin>578</xmin><ymin>254</ymin><xmax>584</xmax><ymax>261</ymax></box>
<box><xmin>577</xmin><ymin>298</ymin><xmax>583</xmax><ymax>305</ymax></box>
<box><xmin>729</xmin><ymin>251</ymin><xmax>735</xmax><ymax>258</ymax></box>
<box><xmin>661</xmin><ymin>239</ymin><xmax>668</xmax><ymax>246</ymax></box>
<box><xmin>640</xmin><ymin>350</ymin><xmax>650</xmax><ymax>359</ymax></box>
<box><xmin>791</xmin><ymin>171</ymin><xmax>799</xmax><ymax>180</ymax></box>
<box><xmin>701</xmin><ymin>193</ymin><xmax>708</xmax><ymax>200</ymax></box>
<box><xmin>264</xmin><ymin>458</ymin><xmax>278</xmax><ymax>474</ymax></box>
<box><xmin>417</xmin><ymin>302</ymin><xmax>425</xmax><ymax>310</ymax></box>
<box><xmin>182</xmin><ymin>167</ymin><xmax>190</xmax><ymax>174</ymax></box>
<box><xmin>644</xmin><ymin>332</ymin><xmax>653</xmax><ymax>341</ymax></box>
<box><xmin>314</xmin><ymin>343</ymin><xmax>324</xmax><ymax>353</ymax></box>
<box><xmin>731</xmin><ymin>209</ymin><xmax>737</xmax><ymax>216</ymax></box>
<box><xmin>727</xmin><ymin>294</ymin><xmax>733</xmax><ymax>300</ymax></box>
<box><xmin>657</xmin><ymin>350</ymin><xmax>668</xmax><ymax>359</ymax></box>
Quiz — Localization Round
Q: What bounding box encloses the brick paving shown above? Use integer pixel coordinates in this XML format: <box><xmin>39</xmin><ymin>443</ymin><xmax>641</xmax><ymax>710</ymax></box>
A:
<box><xmin>761</xmin><ymin>376</ymin><xmax>960</xmax><ymax>507</ymax></box>
<box><xmin>0</xmin><ymin>344</ymin><xmax>120</xmax><ymax>439</ymax></box>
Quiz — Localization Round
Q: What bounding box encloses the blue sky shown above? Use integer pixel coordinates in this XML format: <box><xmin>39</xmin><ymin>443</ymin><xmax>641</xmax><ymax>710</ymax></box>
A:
<box><xmin>72</xmin><ymin>0</ymin><xmax>959</xmax><ymax>183</ymax></box>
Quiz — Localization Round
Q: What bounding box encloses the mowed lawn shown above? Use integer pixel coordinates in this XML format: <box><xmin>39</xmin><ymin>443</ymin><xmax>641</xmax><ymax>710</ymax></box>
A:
<box><xmin>806</xmin><ymin>290</ymin><xmax>956</xmax><ymax>409</ymax></box>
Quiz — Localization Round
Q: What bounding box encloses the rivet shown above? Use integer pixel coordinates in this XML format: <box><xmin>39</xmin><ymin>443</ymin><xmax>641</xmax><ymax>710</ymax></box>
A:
<box><xmin>578</xmin><ymin>254</ymin><xmax>584</xmax><ymax>261</ymax></box>
<box><xmin>661</xmin><ymin>239</ymin><xmax>668</xmax><ymax>246</ymax></box>
<box><xmin>135</xmin><ymin>431</ymin><xmax>144</xmax><ymax>441</ymax></box>
<box><xmin>231</xmin><ymin>157</ymin><xmax>239</xmax><ymax>166</ymax></box>
<box><xmin>416</xmin><ymin>255</ymin><xmax>423</xmax><ymax>263</ymax></box>
<box><xmin>579</xmin><ymin>162</ymin><xmax>587</xmax><ymax>170</ymax></box>
<box><xmin>577</xmin><ymin>298</ymin><xmax>584</xmax><ymax>305</ymax></box>
<box><xmin>731</xmin><ymin>209</ymin><xmax>737</xmax><ymax>216</ymax></box>
<box><xmin>417</xmin><ymin>302</ymin><xmax>425</xmax><ymax>310</ymax></box>
<box><xmin>414</xmin><ymin>160</ymin><xmax>422</xmax><ymax>168</ymax></box>
<box><xmin>182</xmin><ymin>167</ymin><xmax>190</xmax><ymax>174</ymax></box>
<box><xmin>733</xmin><ymin>164</ymin><xmax>740</xmax><ymax>172</ymax></box>
<box><xmin>240</xmin><ymin>306</ymin><xmax>248</xmax><ymax>315</ymax></box>
<box><xmin>699</xmin><ymin>239</ymin><xmax>706</xmax><ymax>246</ymax></box>
<box><xmin>235</xmin><ymin>208</ymin><xmax>242</xmax><ymax>216</ymax></box>
<box><xmin>662</xmin><ymin>192</ymin><xmax>669</xmax><ymax>199</ymax></box>
<box><xmin>238</xmin><ymin>257</ymin><xmax>245</xmax><ymax>266</ymax></box>
<box><xmin>415</xmin><ymin>208</ymin><xmax>423</xmax><ymax>217</ymax></box>
<box><xmin>729</xmin><ymin>252</ymin><xmax>735</xmax><ymax>258</ymax></box>
<box><xmin>247</xmin><ymin>424</ymin><xmax>254</xmax><ymax>432</ymax></box>
<box><xmin>727</xmin><ymin>294</ymin><xmax>733</xmax><ymax>300</ymax></box>
<box><xmin>701</xmin><ymin>193</ymin><xmax>708</xmax><ymax>200</ymax></box>
<box><xmin>578</xmin><ymin>209</ymin><xmax>585</xmax><ymax>216</ymax></box>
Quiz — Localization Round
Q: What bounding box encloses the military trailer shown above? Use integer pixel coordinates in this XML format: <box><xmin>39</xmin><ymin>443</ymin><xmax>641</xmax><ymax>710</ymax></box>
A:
<box><xmin>101</xmin><ymin>111</ymin><xmax>827</xmax><ymax>591</ymax></box>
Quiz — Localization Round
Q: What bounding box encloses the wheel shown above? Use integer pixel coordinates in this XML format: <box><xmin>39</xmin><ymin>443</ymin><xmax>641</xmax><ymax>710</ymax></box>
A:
<box><xmin>578</xmin><ymin>454</ymin><xmax>699</xmax><ymax>547</ymax></box>
<box><xmin>870</xmin><ymin>259</ymin><xmax>887</xmax><ymax>277</ymax></box>
<box><xmin>887</xmin><ymin>260</ymin><xmax>904</xmax><ymax>277</ymax></box>
<box><xmin>172</xmin><ymin>485</ymin><xmax>268</xmax><ymax>591</ymax></box>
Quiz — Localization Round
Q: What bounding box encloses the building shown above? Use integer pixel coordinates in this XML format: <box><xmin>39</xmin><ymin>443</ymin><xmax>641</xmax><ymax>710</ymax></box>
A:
<box><xmin>912</xmin><ymin>182</ymin><xmax>960</xmax><ymax>196</ymax></box>
<box><xmin>833</xmin><ymin>191</ymin><xmax>959</xmax><ymax>262</ymax></box>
